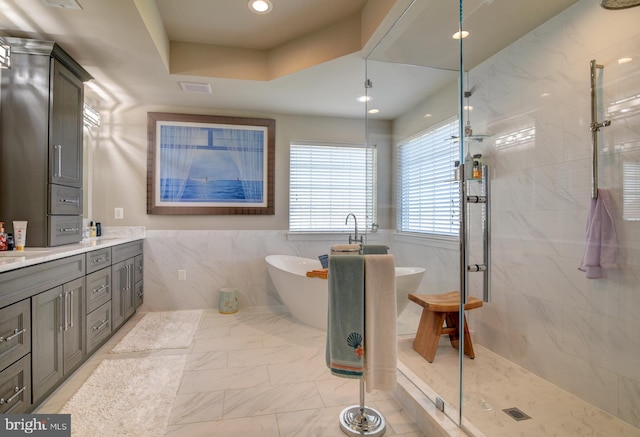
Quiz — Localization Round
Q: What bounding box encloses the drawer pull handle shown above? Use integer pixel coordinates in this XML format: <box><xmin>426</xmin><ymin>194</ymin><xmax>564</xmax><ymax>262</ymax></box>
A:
<box><xmin>60</xmin><ymin>227</ymin><xmax>80</xmax><ymax>233</ymax></box>
<box><xmin>60</xmin><ymin>197</ymin><xmax>80</xmax><ymax>205</ymax></box>
<box><xmin>92</xmin><ymin>256</ymin><xmax>109</xmax><ymax>264</ymax></box>
<box><xmin>92</xmin><ymin>284</ymin><xmax>110</xmax><ymax>293</ymax></box>
<box><xmin>93</xmin><ymin>319</ymin><xmax>110</xmax><ymax>331</ymax></box>
<box><xmin>0</xmin><ymin>328</ymin><xmax>26</xmax><ymax>343</ymax></box>
<box><xmin>0</xmin><ymin>386</ymin><xmax>26</xmax><ymax>405</ymax></box>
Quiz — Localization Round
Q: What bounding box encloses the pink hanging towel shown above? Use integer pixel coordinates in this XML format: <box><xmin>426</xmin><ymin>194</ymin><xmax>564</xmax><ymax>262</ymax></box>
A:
<box><xmin>578</xmin><ymin>189</ymin><xmax>619</xmax><ymax>279</ymax></box>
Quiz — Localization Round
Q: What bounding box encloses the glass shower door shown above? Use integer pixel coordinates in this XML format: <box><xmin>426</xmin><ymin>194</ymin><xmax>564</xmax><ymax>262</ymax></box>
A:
<box><xmin>365</xmin><ymin>0</ymin><xmax>465</xmax><ymax>428</ymax></box>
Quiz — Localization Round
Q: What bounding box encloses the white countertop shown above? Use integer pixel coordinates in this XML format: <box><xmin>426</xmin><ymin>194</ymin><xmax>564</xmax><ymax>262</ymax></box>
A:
<box><xmin>0</xmin><ymin>227</ymin><xmax>146</xmax><ymax>274</ymax></box>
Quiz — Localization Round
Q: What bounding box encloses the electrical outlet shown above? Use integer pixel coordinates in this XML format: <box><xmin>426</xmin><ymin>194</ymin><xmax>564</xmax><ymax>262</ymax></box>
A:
<box><xmin>178</xmin><ymin>270</ymin><xmax>187</xmax><ymax>281</ymax></box>
<box><xmin>114</xmin><ymin>207</ymin><xmax>124</xmax><ymax>219</ymax></box>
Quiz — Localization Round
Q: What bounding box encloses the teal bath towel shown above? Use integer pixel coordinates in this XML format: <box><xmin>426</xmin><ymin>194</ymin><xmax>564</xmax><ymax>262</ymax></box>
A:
<box><xmin>326</xmin><ymin>255</ymin><xmax>365</xmax><ymax>378</ymax></box>
<box><xmin>362</xmin><ymin>244</ymin><xmax>389</xmax><ymax>255</ymax></box>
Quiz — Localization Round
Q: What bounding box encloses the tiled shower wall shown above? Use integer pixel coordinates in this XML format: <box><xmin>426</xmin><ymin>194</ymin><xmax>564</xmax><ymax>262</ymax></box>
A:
<box><xmin>398</xmin><ymin>0</ymin><xmax>640</xmax><ymax>427</ymax></box>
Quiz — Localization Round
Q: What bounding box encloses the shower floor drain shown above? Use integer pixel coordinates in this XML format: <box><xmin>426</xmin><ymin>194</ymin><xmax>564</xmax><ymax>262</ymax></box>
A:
<box><xmin>503</xmin><ymin>407</ymin><xmax>532</xmax><ymax>421</ymax></box>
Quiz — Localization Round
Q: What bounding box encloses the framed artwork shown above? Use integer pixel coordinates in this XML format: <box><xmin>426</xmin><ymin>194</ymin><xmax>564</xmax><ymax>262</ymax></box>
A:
<box><xmin>147</xmin><ymin>112</ymin><xmax>275</xmax><ymax>215</ymax></box>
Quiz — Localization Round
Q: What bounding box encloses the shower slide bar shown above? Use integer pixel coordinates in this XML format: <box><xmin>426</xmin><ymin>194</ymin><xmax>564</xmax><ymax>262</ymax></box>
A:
<box><xmin>590</xmin><ymin>59</ymin><xmax>612</xmax><ymax>199</ymax></box>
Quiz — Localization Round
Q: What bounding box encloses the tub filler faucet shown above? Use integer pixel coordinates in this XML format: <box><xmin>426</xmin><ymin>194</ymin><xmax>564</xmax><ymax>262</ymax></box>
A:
<box><xmin>345</xmin><ymin>213</ymin><xmax>363</xmax><ymax>245</ymax></box>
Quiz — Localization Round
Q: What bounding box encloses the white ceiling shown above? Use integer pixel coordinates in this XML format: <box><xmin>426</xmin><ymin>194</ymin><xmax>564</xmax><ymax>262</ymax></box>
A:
<box><xmin>0</xmin><ymin>0</ymin><xmax>580</xmax><ymax>120</ymax></box>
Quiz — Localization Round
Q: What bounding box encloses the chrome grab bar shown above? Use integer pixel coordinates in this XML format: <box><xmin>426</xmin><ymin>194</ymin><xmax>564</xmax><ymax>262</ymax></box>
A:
<box><xmin>590</xmin><ymin>60</ymin><xmax>611</xmax><ymax>199</ymax></box>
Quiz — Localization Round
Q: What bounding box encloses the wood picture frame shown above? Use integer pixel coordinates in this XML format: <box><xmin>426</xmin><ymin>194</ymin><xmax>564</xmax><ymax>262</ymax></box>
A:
<box><xmin>147</xmin><ymin>112</ymin><xmax>275</xmax><ymax>215</ymax></box>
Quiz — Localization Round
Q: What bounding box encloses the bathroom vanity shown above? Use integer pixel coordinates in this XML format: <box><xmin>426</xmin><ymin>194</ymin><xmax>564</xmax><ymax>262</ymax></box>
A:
<box><xmin>0</xmin><ymin>236</ymin><xmax>144</xmax><ymax>413</ymax></box>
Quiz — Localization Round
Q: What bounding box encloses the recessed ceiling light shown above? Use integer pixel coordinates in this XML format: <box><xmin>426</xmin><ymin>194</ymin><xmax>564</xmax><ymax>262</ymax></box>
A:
<box><xmin>424</xmin><ymin>113</ymin><xmax>432</xmax><ymax>118</ymax></box>
<box><xmin>618</xmin><ymin>57</ymin><xmax>633</xmax><ymax>64</ymax></box>
<box><xmin>357</xmin><ymin>95</ymin><xmax>371</xmax><ymax>103</ymax></box>
<box><xmin>43</xmin><ymin>0</ymin><xmax>82</xmax><ymax>9</ymax></box>
<box><xmin>368</xmin><ymin>109</ymin><xmax>380</xmax><ymax>114</ymax></box>
<box><xmin>179</xmin><ymin>81</ymin><xmax>212</xmax><ymax>94</ymax></box>
<box><xmin>248</xmin><ymin>0</ymin><xmax>273</xmax><ymax>14</ymax></box>
<box><xmin>452</xmin><ymin>30</ymin><xmax>469</xmax><ymax>40</ymax></box>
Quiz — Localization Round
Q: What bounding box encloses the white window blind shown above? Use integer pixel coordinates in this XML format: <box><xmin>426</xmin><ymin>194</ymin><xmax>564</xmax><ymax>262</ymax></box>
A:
<box><xmin>397</xmin><ymin>117</ymin><xmax>460</xmax><ymax>236</ymax></box>
<box><xmin>290</xmin><ymin>143</ymin><xmax>376</xmax><ymax>232</ymax></box>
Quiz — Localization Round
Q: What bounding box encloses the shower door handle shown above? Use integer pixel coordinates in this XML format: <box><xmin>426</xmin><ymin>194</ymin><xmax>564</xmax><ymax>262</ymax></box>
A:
<box><xmin>464</xmin><ymin>165</ymin><xmax>491</xmax><ymax>303</ymax></box>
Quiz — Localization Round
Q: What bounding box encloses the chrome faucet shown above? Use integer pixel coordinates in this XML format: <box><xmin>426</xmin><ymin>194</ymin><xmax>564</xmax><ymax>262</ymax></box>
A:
<box><xmin>345</xmin><ymin>213</ymin><xmax>362</xmax><ymax>244</ymax></box>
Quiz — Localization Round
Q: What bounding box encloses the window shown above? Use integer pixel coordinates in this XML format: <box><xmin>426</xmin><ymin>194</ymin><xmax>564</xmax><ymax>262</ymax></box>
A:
<box><xmin>397</xmin><ymin>117</ymin><xmax>459</xmax><ymax>236</ymax></box>
<box><xmin>290</xmin><ymin>142</ymin><xmax>376</xmax><ymax>232</ymax></box>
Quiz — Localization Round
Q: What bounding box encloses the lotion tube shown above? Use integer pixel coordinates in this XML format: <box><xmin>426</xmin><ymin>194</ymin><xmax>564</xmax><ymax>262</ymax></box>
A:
<box><xmin>13</xmin><ymin>221</ymin><xmax>27</xmax><ymax>250</ymax></box>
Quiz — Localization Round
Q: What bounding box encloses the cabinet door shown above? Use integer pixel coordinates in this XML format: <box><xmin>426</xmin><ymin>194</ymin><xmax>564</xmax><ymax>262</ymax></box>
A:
<box><xmin>112</xmin><ymin>258</ymin><xmax>135</xmax><ymax>330</ymax></box>
<box><xmin>49</xmin><ymin>59</ymin><xmax>83</xmax><ymax>188</ymax></box>
<box><xmin>62</xmin><ymin>277</ymin><xmax>85</xmax><ymax>375</ymax></box>
<box><xmin>31</xmin><ymin>286</ymin><xmax>64</xmax><ymax>402</ymax></box>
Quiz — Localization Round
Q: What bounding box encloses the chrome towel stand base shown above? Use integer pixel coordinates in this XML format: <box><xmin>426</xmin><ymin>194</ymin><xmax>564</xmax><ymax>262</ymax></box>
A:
<box><xmin>339</xmin><ymin>379</ymin><xmax>386</xmax><ymax>436</ymax></box>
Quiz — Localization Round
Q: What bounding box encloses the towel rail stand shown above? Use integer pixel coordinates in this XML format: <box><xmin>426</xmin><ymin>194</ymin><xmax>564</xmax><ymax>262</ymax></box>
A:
<box><xmin>590</xmin><ymin>59</ymin><xmax>611</xmax><ymax>199</ymax></box>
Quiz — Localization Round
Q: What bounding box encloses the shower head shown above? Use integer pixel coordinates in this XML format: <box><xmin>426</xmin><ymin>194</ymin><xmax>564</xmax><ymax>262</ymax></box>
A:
<box><xmin>600</xmin><ymin>0</ymin><xmax>640</xmax><ymax>9</ymax></box>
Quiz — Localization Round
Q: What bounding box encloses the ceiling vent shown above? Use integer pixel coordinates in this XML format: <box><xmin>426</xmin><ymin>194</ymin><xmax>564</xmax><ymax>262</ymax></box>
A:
<box><xmin>43</xmin><ymin>0</ymin><xmax>82</xmax><ymax>9</ymax></box>
<box><xmin>179</xmin><ymin>82</ymin><xmax>212</xmax><ymax>94</ymax></box>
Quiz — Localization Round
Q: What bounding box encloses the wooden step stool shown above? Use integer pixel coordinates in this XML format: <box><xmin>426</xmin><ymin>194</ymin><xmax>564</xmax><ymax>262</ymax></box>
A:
<box><xmin>408</xmin><ymin>291</ymin><xmax>483</xmax><ymax>363</ymax></box>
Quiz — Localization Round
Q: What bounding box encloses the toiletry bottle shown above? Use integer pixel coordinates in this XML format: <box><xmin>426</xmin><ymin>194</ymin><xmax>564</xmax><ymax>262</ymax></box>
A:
<box><xmin>473</xmin><ymin>160</ymin><xmax>481</xmax><ymax>179</ymax></box>
<box><xmin>464</xmin><ymin>149</ymin><xmax>474</xmax><ymax>180</ymax></box>
<box><xmin>0</xmin><ymin>222</ymin><xmax>7</xmax><ymax>251</ymax></box>
<box><xmin>7</xmin><ymin>233</ymin><xmax>14</xmax><ymax>250</ymax></box>
<box><xmin>96</xmin><ymin>222</ymin><xmax>102</xmax><ymax>237</ymax></box>
<box><xmin>472</xmin><ymin>154</ymin><xmax>483</xmax><ymax>179</ymax></box>
<box><xmin>89</xmin><ymin>221</ymin><xmax>97</xmax><ymax>238</ymax></box>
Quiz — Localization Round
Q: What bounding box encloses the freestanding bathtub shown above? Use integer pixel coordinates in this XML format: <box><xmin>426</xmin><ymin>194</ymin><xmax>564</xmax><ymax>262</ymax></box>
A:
<box><xmin>265</xmin><ymin>254</ymin><xmax>425</xmax><ymax>330</ymax></box>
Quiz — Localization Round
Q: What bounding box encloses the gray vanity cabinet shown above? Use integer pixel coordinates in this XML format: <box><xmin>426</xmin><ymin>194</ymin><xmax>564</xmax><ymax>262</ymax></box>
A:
<box><xmin>31</xmin><ymin>277</ymin><xmax>85</xmax><ymax>403</ymax></box>
<box><xmin>0</xmin><ymin>37</ymin><xmax>92</xmax><ymax>247</ymax></box>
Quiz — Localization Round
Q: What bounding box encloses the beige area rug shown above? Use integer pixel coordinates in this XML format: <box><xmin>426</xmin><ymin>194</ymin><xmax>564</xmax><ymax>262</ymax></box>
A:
<box><xmin>60</xmin><ymin>355</ymin><xmax>186</xmax><ymax>437</ymax></box>
<box><xmin>111</xmin><ymin>310</ymin><xmax>202</xmax><ymax>353</ymax></box>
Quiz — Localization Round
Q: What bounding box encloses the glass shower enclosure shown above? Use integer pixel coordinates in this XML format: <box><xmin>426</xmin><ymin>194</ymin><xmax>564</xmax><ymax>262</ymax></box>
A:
<box><xmin>366</xmin><ymin>0</ymin><xmax>640</xmax><ymax>435</ymax></box>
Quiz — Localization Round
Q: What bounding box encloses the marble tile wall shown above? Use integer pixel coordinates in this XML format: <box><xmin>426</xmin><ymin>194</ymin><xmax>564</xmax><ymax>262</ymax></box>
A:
<box><xmin>142</xmin><ymin>229</ymin><xmax>395</xmax><ymax>312</ymax></box>
<box><xmin>397</xmin><ymin>0</ymin><xmax>640</xmax><ymax>428</ymax></box>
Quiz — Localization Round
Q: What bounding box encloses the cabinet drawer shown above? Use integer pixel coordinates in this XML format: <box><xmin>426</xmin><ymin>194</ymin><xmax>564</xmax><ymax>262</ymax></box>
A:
<box><xmin>86</xmin><ymin>247</ymin><xmax>112</xmax><ymax>274</ymax></box>
<box><xmin>87</xmin><ymin>301</ymin><xmax>111</xmax><ymax>353</ymax></box>
<box><xmin>0</xmin><ymin>299</ymin><xmax>31</xmax><ymax>372</ymax></box>
<box><xmin>49</xmin><ymin>184</ymin><xmax>82</xmax><ymax>215</ymax></box>
<box><xmin>0</xmin><ymin>354</ymin><xmax>31</xmax><ymax>414</ymax></box>
<box><xmin>0</xmin><ymin>254</ymin><xmax>84</xmax><ymax>312</ymax></box>
<box><xmin>86</xmin><ymin>268</ymin><xmax>111</xmax><ymax>314</ymax></box>
<box><xmin>48</xmin><ymin>215</ymin><xmax>82</xmax><ymax>246</ymax></box>
<box><xmin>112</xmin><ymin>240</ymin><xmax>143</xmax><ymax>263</ymax></box>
